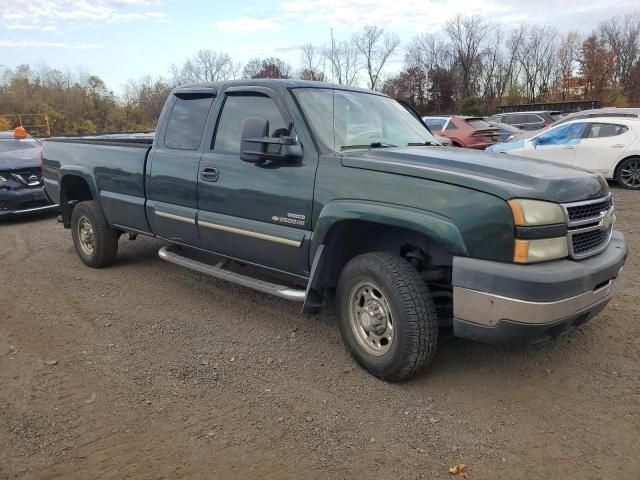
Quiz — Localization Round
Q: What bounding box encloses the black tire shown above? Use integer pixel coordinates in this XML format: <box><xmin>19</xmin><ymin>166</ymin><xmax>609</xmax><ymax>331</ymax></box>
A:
<box><xmin>71</xmin><ymin>201</ymin><xmax>118</xmax><ymax>268</ymax></box>
<box><xmin>615</xmin><ymin>157</ymin><xmax>640</xmax><ymax>190</ymax></box>
<box><xmin>336</xmin><ymin>252</ymin><xmax>438</xmax><ymax>382</ymax></box>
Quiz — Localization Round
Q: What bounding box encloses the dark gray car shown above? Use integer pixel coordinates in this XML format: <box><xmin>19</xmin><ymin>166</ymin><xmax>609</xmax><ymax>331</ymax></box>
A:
<box><xmin>488</xmin><ymin>111</ymin><xmax>562</xmax><ymax>131</ymax></box>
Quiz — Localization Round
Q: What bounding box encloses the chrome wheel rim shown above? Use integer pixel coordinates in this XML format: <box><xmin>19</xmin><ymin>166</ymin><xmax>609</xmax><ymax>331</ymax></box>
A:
<box><xmin>348</xmin><ymin>281</ymin><xmax>394</xmax><ymax>356</ymax></box>
<box><xmin>620</xmin><ymin>160</ymin><xmax>640</xmax><ymax>188</ymax></box>
<box><xmin>77</xmin><ymin>216</ymin><xmax>95</xmax><ymax>256</ymax></box>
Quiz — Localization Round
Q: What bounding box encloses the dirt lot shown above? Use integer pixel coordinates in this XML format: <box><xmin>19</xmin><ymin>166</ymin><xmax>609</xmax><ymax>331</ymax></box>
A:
<box><xmin>1</xmin><ymin>186</ymin><xmax>638</xmax><ymax>480</ymax></box>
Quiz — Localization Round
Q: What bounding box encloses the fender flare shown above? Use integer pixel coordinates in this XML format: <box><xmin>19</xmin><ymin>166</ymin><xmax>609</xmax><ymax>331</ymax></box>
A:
<box><xmin>302</xmin><ymin>200</ymin><xmax>467</xmax><ymax>313</ymax></box>
<box><xmin>310</xmin><ymin>200</ymin><xmax>467</xmax><ymax>258</ymax></box>
<box><xmin>58</xmin><ymin>166</ymin><xmax>102</xmax><ymax>225</ymax></box>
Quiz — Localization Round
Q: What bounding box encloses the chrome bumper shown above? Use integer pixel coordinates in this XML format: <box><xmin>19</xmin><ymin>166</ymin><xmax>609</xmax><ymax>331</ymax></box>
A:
<box><xmin>453</xmin><ymin>268</ymin><xmax>622</xmax><ymax>327</ymax></box>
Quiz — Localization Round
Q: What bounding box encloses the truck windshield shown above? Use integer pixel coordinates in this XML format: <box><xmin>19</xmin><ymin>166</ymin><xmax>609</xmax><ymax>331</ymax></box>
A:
<box><xmin>293</xmin><ymin>88</ymin><xmax>437</xmax><ymax>152</ymax></box>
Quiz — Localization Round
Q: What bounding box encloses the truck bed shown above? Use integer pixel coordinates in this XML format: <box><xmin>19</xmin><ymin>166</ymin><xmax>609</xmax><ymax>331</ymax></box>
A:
<box><xmin>44</xmin><ymin>136</ymin><xmax>153</xmax><ymax>234</ymax></box>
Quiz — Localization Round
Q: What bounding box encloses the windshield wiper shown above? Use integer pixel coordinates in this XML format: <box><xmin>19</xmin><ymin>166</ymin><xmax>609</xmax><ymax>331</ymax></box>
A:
<box><xmin>340</xmin><ymin>142</ymin><xmax>397</xmax><ymax>151</ymax></box>
<box><xmin>407</xmin><ymin>141</ymin><xmax>439</xmax><ymax>146</ymax></box>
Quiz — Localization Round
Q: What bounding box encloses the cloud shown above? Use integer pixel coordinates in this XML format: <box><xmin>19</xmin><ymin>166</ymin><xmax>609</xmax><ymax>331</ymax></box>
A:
<box><xmin>247</xmin><ymin>0</ymin><xmax>640</xmax><ymax>33</ymax></box>
<box><xmin>215</xmin><ymin>17</ymin><xmax>281</xmax><ymax>33</ymax></box>
<box><xmin>0</xmin><ymin>0</ymin><xmax>170</xmax><ymax>29</ymax></box>
<box><xmin>0</xmin><ymin>40</ymin><xmax>102</xmax><ymax>49</ymax></box>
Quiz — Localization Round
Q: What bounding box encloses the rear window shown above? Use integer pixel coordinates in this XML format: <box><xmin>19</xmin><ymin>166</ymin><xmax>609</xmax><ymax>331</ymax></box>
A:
<box><xmin>464</xmin><ymin>118</ymin><xmax>492</xmax><ymax>129</ymax></box>
<box><xmin>164</xmin><ymin>94</ymin><xmax>215</xmax><ymax>150</ymax></box>
<box><xmin>0</xmin><ymin>138</ymin><xmax>40</xmax><ymax>152</ymax></box>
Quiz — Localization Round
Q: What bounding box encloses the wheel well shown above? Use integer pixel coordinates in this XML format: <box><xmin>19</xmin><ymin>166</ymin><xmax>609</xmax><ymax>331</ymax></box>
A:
<box><xmin>613</xmin><ymin>155</ymin><xmax>640</xmax><ymax>179</ymax></box>
<box><xmin>319</xmin><ymin>220</ymin><xmax>453</xmax><ymax>290</ymax></box>
<box><xmin>60</xmin><ymin>175</ymin><xmax>93</xmax><ymax>227</ymax></box>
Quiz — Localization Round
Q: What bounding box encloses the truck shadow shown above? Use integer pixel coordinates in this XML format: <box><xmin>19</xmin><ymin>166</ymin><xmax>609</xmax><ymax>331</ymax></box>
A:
<box><xmin>0</xmin><ymin>210</ymin><xmax>58</xmax><ymax>225</ymax></box>
<box><xmin>113</xmin><ymin>238</ymin><xmax>599</xmax><ymax>383</ymax></box>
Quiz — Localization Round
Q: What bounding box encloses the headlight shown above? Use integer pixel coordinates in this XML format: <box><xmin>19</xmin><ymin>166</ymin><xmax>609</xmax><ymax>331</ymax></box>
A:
<box><xmin>508</xmin><ymin>199</ymin><xmax>565</xmax><ymax>226</ymax></box>
<box><xmin>0</xmin><ymin>175</ymin><xmax>6</xmax><ymax>188</ymax></box>
<box><xmin>514</xmin><ymin>237</ymin><xmax>568</xmax><ymax>263</ymax></box>
<box><xmin>509</xmin><ymin>199</ymin><xmax>568</xmax><ymax>263</ymax></box>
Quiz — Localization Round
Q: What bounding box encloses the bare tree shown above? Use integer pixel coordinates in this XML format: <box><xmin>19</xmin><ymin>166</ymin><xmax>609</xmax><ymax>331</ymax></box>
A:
<box><xmin>323</xmin><ymin>32</ymin><xmax>361</xmax><ymax>86</ymax></box>
<box><xmin>170</xmin><ymin>50</ymin><xmax>237</xmax><ymax>85</ymax></box>
<box><xmin>242</xmin><ymin>57</ymin><xmax>291</xmax><ymax>79</ymax></box>
<box><xmin>353</xmin><ymin>26</ymin><xmax>400</xmax><ymax>90</ymax></box>
<box><xmin>599</xmin><ymin>13</ymin><xmax>640</xmax><ymax>85</ymax></box>
<box><xmin>555</xmin><ymin>31</ymin><xmax>581</xmax><ymax>99</ymax></box>
<box><xmin>299</xmin><ymin>43</ymin><xmax>326</xmax><ymax>81</ymax></box>
<box><xmin>516</xmin><ymin>25</ymin><xmax>559</xmax><ymax>101</ymax></box>
<box><xmin>445</xmin><ymin>14</ymin><xmax>491</xmax><ymax>99</ymax></box>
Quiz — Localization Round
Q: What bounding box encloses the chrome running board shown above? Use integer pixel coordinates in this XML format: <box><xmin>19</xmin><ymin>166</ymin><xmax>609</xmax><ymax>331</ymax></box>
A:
<box><xmin>158</xmin><ymin>246</ymin><xmax>306</xmax><ymax>301</ymax></box>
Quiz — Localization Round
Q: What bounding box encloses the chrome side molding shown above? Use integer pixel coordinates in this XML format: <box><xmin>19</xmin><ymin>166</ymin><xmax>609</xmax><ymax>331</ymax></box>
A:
<box><xmin>158</xmin><ymin>246</ymin><xmax>306</xmax><ymax>301</ymax></box>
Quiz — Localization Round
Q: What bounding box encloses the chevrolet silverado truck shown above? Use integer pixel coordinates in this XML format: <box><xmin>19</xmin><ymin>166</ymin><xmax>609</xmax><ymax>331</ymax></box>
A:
<box><xmin>43</xmin><ymin>80</ymin><xmax>627</xmax><ymax>382</ymax></box>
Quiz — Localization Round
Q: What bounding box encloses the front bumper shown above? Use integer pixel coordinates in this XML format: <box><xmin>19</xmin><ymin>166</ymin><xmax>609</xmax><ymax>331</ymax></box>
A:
<box><xmin>0</xmin><ymin>186</ymin><xmax>58</xmax><ymax>216</ymax></box>
<box><xmin>451</xmin><ymin>230</ymin><xmax>627</xmax><ymax>344</ymax></box>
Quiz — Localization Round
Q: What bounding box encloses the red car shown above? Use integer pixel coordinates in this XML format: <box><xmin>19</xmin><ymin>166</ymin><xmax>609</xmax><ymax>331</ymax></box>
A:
<box><xmin>422</xmin><ymin>116</ymin><xmax>500</xmax><ymax>149</ymax></box>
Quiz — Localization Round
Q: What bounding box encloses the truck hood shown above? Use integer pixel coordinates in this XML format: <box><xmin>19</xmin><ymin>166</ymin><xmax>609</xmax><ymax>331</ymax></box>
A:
<box><xmin>0</xmin><ymin>148</ymin><xmax>41</xmax><ymax>171</ymax></box>
<box><xmin>341</xmin><ymin>146</ymin><xmax>608</xmax><ymax>203</ymax></box>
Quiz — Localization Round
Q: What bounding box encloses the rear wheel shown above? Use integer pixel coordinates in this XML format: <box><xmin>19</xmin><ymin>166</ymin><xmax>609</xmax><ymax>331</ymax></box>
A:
<box><xmin>616</xmin><ymin>157</ymin><xmax>640</xmax><ymax>190</ymax></box>
<box><xmin>71</xmin><ymin>201</ymin><xmax>118</xmax><ymax>267</ymax></box>
<box><xmin>336</xmin><ymin>252</ymin><xmax>438</xmax><ymax>382</ymax></box>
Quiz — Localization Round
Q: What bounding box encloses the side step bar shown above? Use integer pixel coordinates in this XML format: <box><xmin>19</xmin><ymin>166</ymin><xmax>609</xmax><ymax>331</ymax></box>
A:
<box><xmin>158</xmin><ymin>246</ymin><xmax>306</xmax><ymax>302</ymax></box>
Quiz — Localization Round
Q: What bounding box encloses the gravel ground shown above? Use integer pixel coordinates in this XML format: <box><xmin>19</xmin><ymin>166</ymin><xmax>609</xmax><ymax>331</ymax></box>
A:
<box><xmin>1</xmin><ymin>186</ymin><xmax>639</xmax><ymax>479</ymax></box>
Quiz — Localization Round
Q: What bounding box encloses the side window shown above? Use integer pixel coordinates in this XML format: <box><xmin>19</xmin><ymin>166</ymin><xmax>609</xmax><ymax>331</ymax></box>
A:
<box><xmin>536</xmin><ymin>123</ymin><xmax>587</xmax><ymax>146</ymax></box>
<box><xmin>526</xmin><ymin>114</ymin><xmax>544</xmax><ymax>124</ymax></box>
<box><xmin>507</xmin><ymin>114</ymin><xmax>526</xmax><ymax>125</ymax></box>
<box><xmin>586</xmin><ymin>123</ymin><xmax>629</xmax><ymax>138</ymax></box>
<box><xmin>213</xmin><ymin>95</ymin><xmax>288</xmax><ymax>154</ymax></box>
<box><xmin>164</xmin><ymin>94</ymin><xmax>215</xmax><ymax>150</ymax></box>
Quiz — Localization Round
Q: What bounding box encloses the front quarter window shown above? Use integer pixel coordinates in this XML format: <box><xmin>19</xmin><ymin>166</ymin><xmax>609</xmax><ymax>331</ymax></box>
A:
<box><xmin>293</xmin><ymin>88</ymin><xmax>436</xmax><ymax>152</ymax></box>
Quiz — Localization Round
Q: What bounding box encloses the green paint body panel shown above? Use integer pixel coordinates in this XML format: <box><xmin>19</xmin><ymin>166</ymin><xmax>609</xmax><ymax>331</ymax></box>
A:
<box><xmin>43</xmin><ymin>79</ymin><xmax>611</xmax><ymax>278</ymax></box>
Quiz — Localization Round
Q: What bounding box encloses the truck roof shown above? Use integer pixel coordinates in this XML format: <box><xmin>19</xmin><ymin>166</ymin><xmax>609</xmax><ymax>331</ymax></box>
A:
<box><xmin>174</xmin><ymin>79</ymin><xmax>383</xmax><ymax>96</ymax></box>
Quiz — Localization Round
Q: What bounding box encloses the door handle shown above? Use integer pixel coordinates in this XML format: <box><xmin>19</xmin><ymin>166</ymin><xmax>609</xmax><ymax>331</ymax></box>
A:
<box><xmin>561</xmin><ymin>146</ymin><xmax>575</xmax><ymax>150</ymax></box>
<box><xmin>611</xmin><ymin>144</ymin><xmax>625</xmax><ymax>148</ymax></box>
<box><xmin>200</xmin><ymin>167</ymin><xmax>219</xmax><ymax>182</ymax></box>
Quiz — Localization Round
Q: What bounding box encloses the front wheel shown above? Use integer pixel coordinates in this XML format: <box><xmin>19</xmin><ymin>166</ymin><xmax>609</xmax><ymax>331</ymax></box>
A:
<box><xmin>71</xmin><ymin>201</ymin><xmax>119</xmax><ymax>268</ymax></box>
<box><xmin>336</xmin><ymin>252</ymin><xmax>438</xmax><ymax>382</ymax></box>
<box><xmin>616</xmin><ymin>157</ymin><xmax>640</xmax><ymax>190</ymax></box>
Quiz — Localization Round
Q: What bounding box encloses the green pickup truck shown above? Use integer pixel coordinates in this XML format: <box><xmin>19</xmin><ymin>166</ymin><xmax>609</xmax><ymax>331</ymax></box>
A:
<box><xmin>43</xmin><ymin>80</ymin><xmax>627</xmax><ymax>381</ymax></box>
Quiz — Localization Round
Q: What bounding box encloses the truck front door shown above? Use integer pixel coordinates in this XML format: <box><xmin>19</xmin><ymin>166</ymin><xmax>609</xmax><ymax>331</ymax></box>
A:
<box><xmin>197</xmin><ymin>87</ymin><xmax>317</xmax><ymax>277</ymax></box>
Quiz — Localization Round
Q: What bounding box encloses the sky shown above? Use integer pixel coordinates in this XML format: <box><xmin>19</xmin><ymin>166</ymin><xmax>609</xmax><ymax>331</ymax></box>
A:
<box><xmin>1</xmin><ymin>0</ymin><xmax>639</xmax><ymax>92</ymax></box>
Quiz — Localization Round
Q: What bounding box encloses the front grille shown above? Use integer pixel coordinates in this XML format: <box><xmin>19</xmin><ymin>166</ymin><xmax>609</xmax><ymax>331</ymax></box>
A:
<box><xmin>0</xmin><ymin>168</ymin><xmax>43</xmax><ymax>187</ymax></box>
<box><xmin>566</xmin><ymin>197</ymin><xmax>612</xmax><ymax>222</ymax></box>
<box><xmin>572</xmin><ymin>227</ymin><xmax>612</xmax><ymax>256</ymax></box>
<box><xmin>563</xmin><ymin>195</ymin><xmax>614</xmax><ymax>259</ymax></box>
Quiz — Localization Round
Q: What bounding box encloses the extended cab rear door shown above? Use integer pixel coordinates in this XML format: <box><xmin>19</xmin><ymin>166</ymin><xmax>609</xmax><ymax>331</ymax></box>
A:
<box><xmin>196</xmin><ymin>86</ymin><xmax>317</xmax><ymax>276</ymax></box>
<box><xmin>146</xmin><ymin>91</ymin><xmax>215</xmax><ymax>246</ymax></box>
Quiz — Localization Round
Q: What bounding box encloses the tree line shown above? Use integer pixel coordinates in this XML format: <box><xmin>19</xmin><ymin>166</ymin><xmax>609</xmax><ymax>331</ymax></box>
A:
<box><xmin>1</xmin><ymin>12</ymin><xmax>638</xmax><ymax>135</ymax></box>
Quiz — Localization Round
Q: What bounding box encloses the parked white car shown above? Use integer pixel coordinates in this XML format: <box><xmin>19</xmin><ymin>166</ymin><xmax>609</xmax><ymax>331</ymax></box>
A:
<box><xmin>487</xmin><ymin>117</ymin><xmax>640</xmax><ymax>189</ymax></box>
